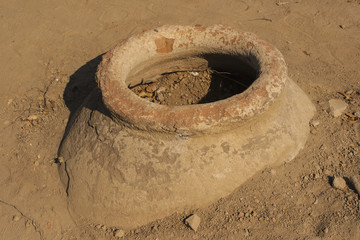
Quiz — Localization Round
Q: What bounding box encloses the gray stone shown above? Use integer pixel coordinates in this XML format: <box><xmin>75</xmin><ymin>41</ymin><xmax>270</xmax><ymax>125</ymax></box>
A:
<box><xmin>329</xmin><ymin>99</ymin><xmax>347</xmax><ymax>117</ymax></box>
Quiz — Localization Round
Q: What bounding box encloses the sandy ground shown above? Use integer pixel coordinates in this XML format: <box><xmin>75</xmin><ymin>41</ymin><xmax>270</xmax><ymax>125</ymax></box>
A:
<box><xmin>1</xmin><ymin>0</ymin><xmax>360</xmax><ymax>239</ymax></box>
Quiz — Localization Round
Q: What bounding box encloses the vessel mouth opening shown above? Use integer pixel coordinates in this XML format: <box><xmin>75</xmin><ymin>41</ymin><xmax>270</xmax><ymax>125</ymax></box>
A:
<box><xmin>128</xmin><ymin>52</ymin><xmax>260</xmax><ymax>106</ymax></box>
<box><xmin>99</xmin><ymin>25</ymin><xmax>288</xmax><ymax>132</ymax></box>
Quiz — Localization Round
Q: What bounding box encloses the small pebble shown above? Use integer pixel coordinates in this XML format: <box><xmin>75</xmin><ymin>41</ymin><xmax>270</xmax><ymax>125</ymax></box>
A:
<box><xmin>27</xmin><ymin>115</ymin><xmax>39</xmax><ymax>121</ymax></box>
<box><xmin>101</xmin><ymin>225</ymin><xmax>107</xmax><ymax>231</ymax></box>
<box><xmin>310</xmin><ymin>120</ymin><xmax>320</xmax><ymax>127</ymax></box>
<box><xmin>113</xmin><ymin>229</ymin><xmax>125</xmax><ymax>238</ymax></box>
<box><xmin>12</xmin><ymin>215</ymin><xmax>20</xmax><ymax>222</ymax></box>
<box><xmin>350</xmin><ymin>175</ymin><xmax>360</xmax><ymax>196</ymax></box>
<box><xmin>151</xmin><ymin>225</ymin><xmax>158</xmax><ymax>231</ymax></box>
<box><xmin>58</xmin><ymin>157</ymin><xmax>65</xmax><ymax>163</ymax></box>
<box><xmin>138</xmin><ymin>91</ymin><xmax>147</xmax><ymax>98</ymax></box>
<box><xmin>185</xmin><ymin>214</ymin><xmax>201</xmax><ymax>232</ymax></box>
<box><xmin>157</xmin><ymin>93</ymin><xmax>165</xmax><ymax>102</ymax></box>
<box><xmin>157</xmin><ymin>87</ymin><xmax>166</xmax><ymax>93</ymax></box>
<box><xmin>323</xmin><ymin>169</ymin><xmax>331</xmax><ymax>176</ymax></box>
<box><xmin>345</xmin><ymin>89</ymin><xmax>354</xmax><ymax>95</ymax></box>
<box><xmin>146</xmin><ymin>85</ymin><xmax>157</xmax><ymax>93</ymax></box>
<box><xmin>332</xmin><ymin>176</ymin><xmax>347</xmax><ymax>190</ymax></box>
<box><xmin>94</xmin><ymin>224</ymin><xmax>101</xmax><ymax>230</ymax></box>
<box><xmin>329</xmin><ymin>99</ymin><xmax>347</xmax><ymax>117</ymax></box>
<box><xmin>25</xmin><ymin>220</ymin><xmax>32</xmax><ymax>228</ymax></box>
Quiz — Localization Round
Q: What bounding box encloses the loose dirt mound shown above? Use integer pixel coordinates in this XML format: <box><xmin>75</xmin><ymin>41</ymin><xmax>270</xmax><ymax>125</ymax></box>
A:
<box><xmin>130</xmin><ymin>69</ymin><xmax>249</xmax><ymax>105</ymax></box>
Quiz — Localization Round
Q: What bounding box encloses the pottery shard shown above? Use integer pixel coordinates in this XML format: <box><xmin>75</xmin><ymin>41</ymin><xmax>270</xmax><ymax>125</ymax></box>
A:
<box><xmin>329</xmin><ymin>99</ymin><xmax>347</xmax><ymax>117</ymax></box>
<box><xmin>185</xmin><ymin>214</ymin><xmax>201</xmax><ymax>231</ymax></box>
<box><xmin>154</xmin><ymin>36</ymin><xmax>175</xmax><ymax>53</ymax></box>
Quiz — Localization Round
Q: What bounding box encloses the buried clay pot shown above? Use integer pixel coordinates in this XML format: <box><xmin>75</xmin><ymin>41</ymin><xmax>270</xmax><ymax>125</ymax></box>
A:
<box><xmin>58</xmin><ymin>25</ymin><xmax>315</xmax><ymax>229</ymax></box>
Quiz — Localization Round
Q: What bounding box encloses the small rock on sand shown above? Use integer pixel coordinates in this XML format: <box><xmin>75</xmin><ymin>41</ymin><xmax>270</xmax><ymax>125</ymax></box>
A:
<box><xmin>310</xmin><ymin>120</ymin><xmax>320</xmax><ymax>127</ymax></box>
<box><xmin>329</xmin><ymin>99</ymin><xmax>347</xmax><ymax>117</ymax></box>
<box><xmin>12</xmin><ymin>215</ymin><xmax>20</xmax><ymax>222</ymax></box>
<box><xmin>185</xmin><ymin>214</ymin><xmax>201</xmax><ymax>232</ymax></box>
<box><xmin>332</xmin><ymin>176</ymin><xmax>347</xmax><ymax>190</ymax></box>
<box><xmin>113</xmin><ymin>229</ymin><xmax>125</xmax><ymax>238</ymax></box>
<box><xmin>25</xmin><ymin>220</ymin><xmax>32</xmax><ymax>228</ymax></box>
<box><xmin>350</xmin><ymin>175</ymin><xmax>360</xmax><ymax>196</ymax></box>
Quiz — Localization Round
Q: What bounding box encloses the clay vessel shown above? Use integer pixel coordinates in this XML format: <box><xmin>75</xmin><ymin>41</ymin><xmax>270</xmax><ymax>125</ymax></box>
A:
<box><xmin>58</xmin><ymin>25</ymin><xmax>315</xmax><ymax>229</ymax></box>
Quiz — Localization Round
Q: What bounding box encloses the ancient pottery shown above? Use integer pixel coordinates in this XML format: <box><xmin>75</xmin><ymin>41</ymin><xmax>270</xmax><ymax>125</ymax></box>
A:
<box><xmin>58</xmin><ymin>25</ymin><xmax>315</xmax><ymax>229</ymax></box>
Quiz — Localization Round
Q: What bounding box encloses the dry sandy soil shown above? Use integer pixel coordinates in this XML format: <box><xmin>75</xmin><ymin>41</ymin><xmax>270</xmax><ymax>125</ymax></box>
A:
<box><xmin>1</xmin><ymin>0</ymin><xmax>360</xmax><ymax>239</ymax></box>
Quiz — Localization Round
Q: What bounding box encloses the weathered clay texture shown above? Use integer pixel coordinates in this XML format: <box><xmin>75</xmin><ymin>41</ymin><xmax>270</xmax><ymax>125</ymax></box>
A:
<box><xmin>98</xmin><ymin>24</ymin><xmax>287</xmax><ymax>134</ymax></box>
<box><xmin>58</xmin><ymin>25</ymin><xmax>315</xmax><ymax>229</ymax></box>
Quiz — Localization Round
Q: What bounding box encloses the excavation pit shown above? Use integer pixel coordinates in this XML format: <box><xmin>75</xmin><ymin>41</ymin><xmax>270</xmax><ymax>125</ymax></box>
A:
<box><xmin>58</xmin><ymin>25</ymin><xmax>315</xmax><ymax>229</ymax></box>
